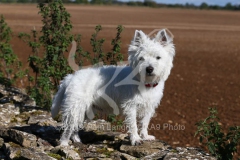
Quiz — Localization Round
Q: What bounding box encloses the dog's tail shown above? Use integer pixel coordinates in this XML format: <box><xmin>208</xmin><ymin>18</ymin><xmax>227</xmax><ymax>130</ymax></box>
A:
<box><xmin>51</xmin><ymin>74</ymin><xmax>73</xmax><ymax>118</ymax></box>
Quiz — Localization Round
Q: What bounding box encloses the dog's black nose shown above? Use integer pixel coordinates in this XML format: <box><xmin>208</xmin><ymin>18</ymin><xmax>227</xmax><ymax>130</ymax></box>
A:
<box><xmin>146</xmin><ymin>66</ymin><xmax>154</xmax><ymax>74</ymax></box>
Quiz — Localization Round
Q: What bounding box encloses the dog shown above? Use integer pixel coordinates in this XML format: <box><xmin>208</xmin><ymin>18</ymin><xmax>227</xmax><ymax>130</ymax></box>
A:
<box><xmin>51</xmin><ymin>29</ymin><xmax>175</xmax><ymax>146</ymax></box>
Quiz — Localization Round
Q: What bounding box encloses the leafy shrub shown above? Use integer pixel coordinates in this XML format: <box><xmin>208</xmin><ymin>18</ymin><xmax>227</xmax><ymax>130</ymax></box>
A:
<box><xmin>0</xmin><ymin>15</ymin><xmax>25</xmax><ymax>86</ymax></box>
<box><xmin>17</xmin><ymin>0</ymin><xmax>124</xmax><ymax>109</ymax></box>
<box><xmin>195</xmin><ymin>108</ymin><xmax>240</xmax><ymax>160</ymax></box>
<box><xmin>75</xmin><ymin>24</ymin><xmax>124</xmax><ymax>67</ymax></box>
<box><xmin>19</xmin><ymin>0</ymin><xmax>73</xmax><ymax>109</ymax></box>
<box><xmin>107</xmin><ymin>114</ymin><xmax>123</xmax><ymax>127</ymax></box>
<box><xmin>106</xmin><ymin>25</ymin><xmax>124</xmax><ymax>65</ymax></box>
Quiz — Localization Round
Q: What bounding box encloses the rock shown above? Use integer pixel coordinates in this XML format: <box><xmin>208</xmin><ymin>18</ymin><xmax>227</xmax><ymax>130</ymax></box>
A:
<box><xmin>0</xmin><ymin>128</ymin><xmax>38</xmax><ymax>148</ymax></box>
<box><xmin>1</xmin><ymin>129</ymin><xmax>37</xmax><ymax>148</ymax></box>
<box><xmin>37</xmin><ymin>138</ymin><xmax>54</xmax><ymax>152</ymax></box>
<box><xmin>84</xmin><ymin>119</ymin><xmax>112</xmax><ymax>132</ymax></box>
<box><xmin>3</xmin><ymin>142</ymin><xmax>55</xmax><ymax>160</ymax></box>
<box><xmin>80</xmin><ymin>129</ymin><xmax>124</xmax><ymax>144</ymax></box>
<box><xmin>0</xmin><ymin>97</ymin><xmax>11</xmax><ymax>104</ymax></box>
<box><xmin>3</xmin><ymin>142</ymin><xmax>21</xmax><ymax>160</ymax></box>
<box><xmin>0</xmin><ymin>128</ymin><xmax>8</xmax><ymax>138</ymax></box>
<box><xmin>52</xmin><ymin>145</ymin><xmax>81</xmax><ymax>159</ymax></box>
<box><xmin>13</xmin><ymin>95</ymin><xmax>24</xmax><ymax>103</ymax></box>
<box><xmin>83</xmin><ymin>151</ymin><xmax>101</xmax><ymax>159</ymax></box>
<box><xmin>107</xmin><ymin>148</ymin><xmax>114</xmax><ymax>152</ymax></box>
<box><xmin>0</xmin><ymin>84</ymin><xmax>36</xmax><ymax>107</ymax></box>
<box><xmin>0</xmin><ymin>103</ymin><xmax>20</xmax><ymax>127</ymax></box>
<box><xmin>142</xmin><ymin>150</ymin><xmax>169</xmax><ymax>160</ymax></box>
<box><xmin>0</xmin><ymin>137</ymin><xmax>4</xmax><ymax>149</ymax></box>
<box><xmin>161</xmin><ymin>147</ymin><xmax>217</xmax><ymax>160</ymax></box>
<box><xmin>120</xmin><ymin>152</ymin><xmax>138</xmax><ymax>160</ymax></box>
<box><xmin>14</xmin><ymin>124</ymin><xmax>61</xmax><ymax>147</ymax></box>
<box><xmin>166</xmin><ymin>147</ymin><xmax>216</xmax><ymax>160</ymax></box>
<box><xmin>115</xmin><ymin>133</ymin><xmax>128</xmax><ymax>141</ymax></box>
<box><xmin>27</xmin><ymin>110</ymin><xmax>57</xmax><ymax>127</ymax></box>
<box><xmin>0</xmin><ymin>85</ymin><xmax>218</xmax><ymax>160</ymax></box>
<box><xmin>0</xmin><ymin>84</ymin><xmax>8</xmax><ymax>96</ymax></box>
<box><xmin>120</xmin><ymin>140</ymin><xmax>170</xmax><ymax>158</ymax></box>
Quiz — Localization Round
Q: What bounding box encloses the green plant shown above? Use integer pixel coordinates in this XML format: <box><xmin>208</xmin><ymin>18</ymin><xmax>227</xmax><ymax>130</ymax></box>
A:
<box><xmin>74</xmin><ymin>34</ymin><xmax>89</xmax><ymax>67</ymax></box>
<box><xmin>96</xmin><ymin>147</ymin><xmax>113</xmax><ymax>158</ymax></box>
<box><xmin>47</xmin><ymin>153</ymin><xmax>62</xmax><ymax>160</ymax></box>
<box><xmin>18</xmin><ymin>1</ymin><xmax>124</xmax><ymax>110</ymax></box>
<box><xmin>195</xmin><ymin>108</ymin><xmax>240</xmax><ymax>160</ymax></box>
<box><xmin>106</xmin><ymin>25</ymin><xmax>124</xmax><ymax>65</ymax></box>
<box><xmin>107</xmin><ymin>114</ymin><xmax>123</xmax><ymax>126</ymax></box>
<box><xmin>0</xmin><ymin>15</ymin><xmax>25</xmax><ymax>86</ymax></box>
<box><xmin>75</xmin><ymin>25</ymin><xmax>124</xmax><ymax>67</ymax></box>
<box><xmin>19</xmin><ymin>0</ymin><xmax>73</xmax><ymax>109</ymax></box>
<box><xmin>74</xmin><ymin>25</ymin><xmax>106</xmax><ymax>67</ymax></box>
<box><xmin>90</xmin><ymin>25</ymin><xmax>105</xmax><ymax>65</ymax></box>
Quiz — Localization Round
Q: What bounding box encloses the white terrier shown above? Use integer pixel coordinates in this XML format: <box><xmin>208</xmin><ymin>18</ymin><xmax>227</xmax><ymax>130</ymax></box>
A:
<box><xmin>51</xmin><ymin>29</ymin><xmax>175</xmax><ymax>146</ymax></box>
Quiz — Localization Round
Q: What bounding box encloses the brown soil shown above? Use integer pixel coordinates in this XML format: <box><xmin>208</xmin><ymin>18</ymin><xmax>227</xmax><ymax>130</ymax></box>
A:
<box><xmin>1</xmin><ymin>4</ymin><xmax>240</xmax><ymax>150</ymax></box>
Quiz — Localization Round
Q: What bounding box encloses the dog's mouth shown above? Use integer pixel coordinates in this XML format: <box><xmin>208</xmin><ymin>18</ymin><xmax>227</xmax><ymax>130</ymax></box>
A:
<box><xmin>145</xmin><ymin>82</ymin><xmax>158</xmax><ymax>88</ymax></box>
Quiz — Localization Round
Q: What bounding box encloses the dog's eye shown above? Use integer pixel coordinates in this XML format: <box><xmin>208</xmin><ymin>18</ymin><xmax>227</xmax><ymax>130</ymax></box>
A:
<box><xmin>139</xmin><ymin>57</ymin><xmax>144</xmax><ymax>61</ymax></box>
<box><xmin>156</xmin><ymin>56</ymin><xmax>161</xmax><ymax>60</ymax></box>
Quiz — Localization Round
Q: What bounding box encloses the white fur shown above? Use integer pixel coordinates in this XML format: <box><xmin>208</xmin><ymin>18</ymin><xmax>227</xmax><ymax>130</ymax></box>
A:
<box><xmin>51</xmin><ymin>29</ymin><xmax>175</xmax><ymax>146</ymax></box>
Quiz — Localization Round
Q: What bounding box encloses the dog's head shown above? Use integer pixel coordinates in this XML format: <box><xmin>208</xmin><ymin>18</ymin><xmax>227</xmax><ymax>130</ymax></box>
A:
<box><xmin>128</xmin><ymin>29</ymin><xmax>175</xmax><ymax>85</ymax></box>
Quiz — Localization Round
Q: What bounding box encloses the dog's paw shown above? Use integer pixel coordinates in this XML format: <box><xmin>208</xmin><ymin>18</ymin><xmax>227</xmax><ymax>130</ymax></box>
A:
<box><xmin>134</xmin><ymin>139</ymin><xmax>143</xmax><ymax>146</ymax></box>
<box><xmin>142</xmin><ymin>135</ymin><xmax>155</xmax><ymax>141</ymax></box>
<box><xmin>71</xmin><ymin>133</ymin><xmax>81</xmax><ymax>143</ymax></box>
<box><xmin>60</xmin><ymin>140</ymin><xmax>69</xmax><ymax>146</ymax></box>
<box><xmin>131</xmin><ymin>136</ymin><xmax>143</xmax><ymax>146</ymax></box>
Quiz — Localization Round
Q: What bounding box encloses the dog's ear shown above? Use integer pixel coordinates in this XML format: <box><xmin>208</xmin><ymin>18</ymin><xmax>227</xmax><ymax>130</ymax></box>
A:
<box><xmin>133</xmin><ymin>30</ymin><xmax>146</xmax><ymax>45</ymax></box>
<box><xmin>155</xmin><ymin>29</ymin><xmax>175</xmax><ymax>57</ymax></box>
<box><xmin>128</xmin><ymin>30</ymin><xmax>146</xmax><ymax>67</ymax></box>
<box><xmin>155</xmin><ymin>29</ymin><xmax>173</xmax><ymax>45</ymax></box>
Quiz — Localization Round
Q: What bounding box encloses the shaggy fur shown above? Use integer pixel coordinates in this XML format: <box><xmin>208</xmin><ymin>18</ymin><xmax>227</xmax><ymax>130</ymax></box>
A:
<box><xmin>51</xmin><ymin>29</ymin><xmax>175</xmax><ymax>146</ymax></box>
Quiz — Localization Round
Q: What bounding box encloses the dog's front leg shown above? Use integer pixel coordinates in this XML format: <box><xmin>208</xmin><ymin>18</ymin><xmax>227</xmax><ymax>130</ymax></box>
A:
<box><xmin>139</xmin><ymin>112</ymin><xmax>156</xmax><ymax>141</ymax></box>
<box><xmin>125</xmin><ymin>108</ymin><xmax>143</xmax><ymax>145</ymax></box>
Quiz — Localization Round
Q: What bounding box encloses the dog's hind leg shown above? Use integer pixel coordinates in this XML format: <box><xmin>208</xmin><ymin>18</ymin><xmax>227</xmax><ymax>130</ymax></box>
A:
<box><xmin>51</xmin><ymin>74</ymin><xmax>73</xmax><ymax>118</ymax></box>
<box><xmin>60</xmin><ymin>128</ymin><xmax>74</xmax><ymax>146</ymax></box>
<box><xmin>71</xmin><ymin>131</ymin><xmax>81</xmax><ymax>143</ymax></box>
<box><xmin>60</xmin><ymin>129</ymin><xmax>81</xmax><ymax>145</ymax></box>
<box><xmin>60</xmin><ymin>98</ymin><xmax>87</xmax><ymax>145</ymax></box>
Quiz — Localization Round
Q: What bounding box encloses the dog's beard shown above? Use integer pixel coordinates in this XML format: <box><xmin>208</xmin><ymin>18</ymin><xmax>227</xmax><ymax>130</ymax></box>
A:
<box><xmin>136</xmin><ymin>72</ymin><xmax>160</xmax><ymax>84</ymax></box>
<box><xmin>144</xmin><ymin>75</ymin><xmax>160</xmax><ymax>84</ymax></box>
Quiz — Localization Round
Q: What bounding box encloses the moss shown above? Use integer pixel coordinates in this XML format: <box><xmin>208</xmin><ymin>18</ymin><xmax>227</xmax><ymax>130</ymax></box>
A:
<box><xmin>96</xmin><ymin>148</ymin><xmax>113</xmax><ymax>158</ymax></box>
<box><xmin>10</xmin><ymin>110</ymin><xmax>45</xmax><ymax>124</ymax></box>
<box><xmin>9</xmin><ymin>142</ymin><xmax>21</xmax><ymax>148</ymax></box>
<box><xmin>18</xmin><ymin>112</ymin><xmax>30</xmax><ymax>119</ymax></box>
<box><xmin>10</xmin><ymin>117</ymin><xmax>18</xmax><ymax>123</ymax></box>
<box><xmin>73</xmin><ymin>148</ymin><xmax>81</xmax><ymax>156</ymax></box>
<box><xmin>12</xmin><ymin>150</ymin><xmax>21</xmax><ymax>160</ymax></box>
<box><xmin>170</xmin><ymin>149</ymin><xmax>178</xmax><ymax>153</ymax></box>
<box><xmin>10</xmin><ymin>112</ymin><xmax>30</xmax><ymax>124</ymax></box>
<box><xmin>47</xmin><ymin>153</ymin><xmax>62</xmax><ymax>160</ymax></box>
<box><xmin>53</xmin><ymin>113</ymin><xmax>62</xmax><ymax>122</ymax></box>
<box><xmin>31</xmin><ymin>110</ymin><xmax>43</xmax><ymax>116</ymax></box>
